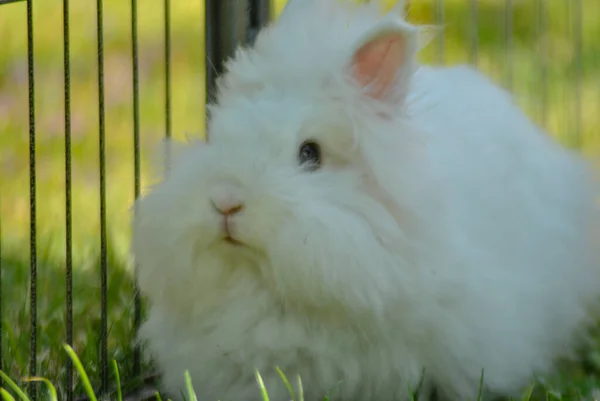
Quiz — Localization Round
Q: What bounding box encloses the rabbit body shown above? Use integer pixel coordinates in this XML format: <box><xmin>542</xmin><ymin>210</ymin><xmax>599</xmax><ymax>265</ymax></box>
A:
<box><xmin>132</xmin><ymin>1</ymin><xmax>599</xmax><ymax>400</ymax></box>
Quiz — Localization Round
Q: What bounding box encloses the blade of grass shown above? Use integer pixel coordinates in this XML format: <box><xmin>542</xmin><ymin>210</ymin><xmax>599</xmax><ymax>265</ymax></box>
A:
<box><xmin>112</xmin><ymin>360</ymin><xmax>122</xmax><ymax>401</ymax></box>
<box><xmin>476</xmin><ymin>369</ymin><xmax>484</xmax><ymax>401</ymax></box>
<box><xmin>21</xmin><ymin>378</ymin><xmax>57</xmax><ymax>401</ymax></box>
<box><xmin>323</xmin><ymin>380</ymin><xmax>342</xmax><ymax>401</ymax></box>
<box><xmin>297</xmin><ymin>375</ymin><xmax>304</xmax><ymax>401</ymax></box>
<box><xmin>408</xmin><ymin>371</ymin><xmax>426</xmax><ymax>401</ymax></box>
<box><xmin>63</xmin><ymin>344</ymin><xmax>97</xmax><ymax>401</ymax></box>
<box><xmin>408</xmin><ymin>383</ymin><xmax>417</xmax><ymax>401</ymax></box>
<box><xmin>0</xmin><ymin>372</ymin><xmax>30</xmax><ymax>401</ymax></box>
<box><xmin>184</xmin><ymin>371</ymin><xmax>197</xmax><ymax>401</ymax></box>
<box><xmin>409</xmin><ymin>368</ymin><xmax>426</xmax><ymax>401</ymax></box>
<box><xmin>255</xmin><ymin>370</ymin><xmax>270</xmax><ymax>401</ymax></box>
<box><xmin>522</xmin><ymin>383</ymin><xmax>535</xmax><ymax>401</ymax></box>
<box><xmin>0</xmin><ymin>389</ymin><xmax>16</xmax><ymax>401</ymax></box>
<box><xmin>275</xmin><ymin>367</ymin><xmax>296</xmax><ymax>401</ymax></box>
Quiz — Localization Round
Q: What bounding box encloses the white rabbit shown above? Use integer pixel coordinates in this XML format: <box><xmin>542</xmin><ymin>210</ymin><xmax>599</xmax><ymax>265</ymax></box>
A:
<box><xmin>131</xmin><ymin>0</ymin><xmax>600</xmax><ymax>400</ymax></box>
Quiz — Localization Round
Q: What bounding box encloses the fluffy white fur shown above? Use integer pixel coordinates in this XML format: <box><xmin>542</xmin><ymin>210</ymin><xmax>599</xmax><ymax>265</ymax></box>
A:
<box><xmin>132</xmin><ymin>1</ymin><xmax>600</xmax><ymax>400</ymax></box>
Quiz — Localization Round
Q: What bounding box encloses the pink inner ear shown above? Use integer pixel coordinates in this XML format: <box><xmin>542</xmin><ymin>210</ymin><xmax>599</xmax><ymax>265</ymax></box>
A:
<box><xmin>352</xmin><ymin>34</ymin><xmax>407</xmax><ymax>99</ymax></box>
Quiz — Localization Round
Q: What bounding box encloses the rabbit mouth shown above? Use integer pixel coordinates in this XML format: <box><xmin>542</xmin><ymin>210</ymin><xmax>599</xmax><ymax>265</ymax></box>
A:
<box><xmin>223</xmin><ymin>235</ymin><xmax>244</xmax><ymax>246</ymax></box>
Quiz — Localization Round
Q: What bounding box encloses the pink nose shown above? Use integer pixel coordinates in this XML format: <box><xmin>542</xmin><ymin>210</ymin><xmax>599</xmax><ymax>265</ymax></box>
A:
<box><xmin>211</xmin><ymin>185</ymin><xmax>244</xmax><ymax>216</ymax></box>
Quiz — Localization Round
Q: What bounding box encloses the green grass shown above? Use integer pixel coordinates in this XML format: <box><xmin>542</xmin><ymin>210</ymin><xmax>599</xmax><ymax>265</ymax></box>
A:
<box><xmin>0</xmin><ymin>0</ymin><xmax>599</xmax><ymax>399</ymax></box>
<box><xmin>0</xmin><ymin>345</ymin><xmax>597</xmax><ymax>401</ymax></box>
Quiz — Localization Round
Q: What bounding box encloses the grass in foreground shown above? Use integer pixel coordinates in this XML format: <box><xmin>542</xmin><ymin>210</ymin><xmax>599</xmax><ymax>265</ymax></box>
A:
<box><xmin>0</xmin><ymin>345</ymin><xmax>598</xmax><ymax>401</ymax></box>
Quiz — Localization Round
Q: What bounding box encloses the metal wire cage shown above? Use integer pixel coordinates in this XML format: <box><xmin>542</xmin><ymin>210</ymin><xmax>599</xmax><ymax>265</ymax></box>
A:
<box><xmin>0</xmin><ymin>0</ymin><xmax>597</xmax><ymax>400</ymax></box>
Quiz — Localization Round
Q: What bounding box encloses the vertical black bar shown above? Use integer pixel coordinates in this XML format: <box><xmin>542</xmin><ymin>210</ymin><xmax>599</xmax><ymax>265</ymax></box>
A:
<box><xmin>204</xmin><ymin>0</ymin><xmax>249</xmax><ymax>112</ymax></box>
<box><xmin>204</xmin><ymin>0</ymin><xmax>217</xmax><ymax>118</ymax></box>
<box><xmin>572</xmin><ymin>0</ymin><xmax>582</xmax><ymax>147</ymax></box>
<box><xmin>131</xmin><ymin>0</ymin><xmax>142</xmax><ymax>378</ymax></box>
<box><xmin>96</xmin><ymin>0</ymin><xmax>108</xmax><ymax>393</ymax></box>
<box><xmin>434</xmin><ymin>0</ymin><xmax>444</xmax><ymax>64</ymax></box>
<box><xmin>248</xmin><ymin>0</ymin><xmax>270</xmax><ymax>44</ymax></box>
<box><xmin>63</xmin><ymin>0</ymin><xmax>73</xmax><ymax>399</ymax></box>
<box><xmin>26</xmin><ymin>0</ymin><xmax>37</xmax><ymax>398</ymax></box>
<box><xmin>537</xmin><ymin>0</ymin><xmax>547</xmax><ymax>127</ymax></box>
<box><xmin>504</xmin><ymin>0</ymin><xmax>513</xmax><ymax>89</ymax></box>
<box><xmin>0</xmin><ymin>211</ymin><xmax>3</xmax><ymax>389</ymax></box>
<box><xmin>165</xmin><ymin>0</ymin><xmax>171</xmax><ymax>141</ymax></box>
<box><xmin>469</xmin><ymin>0</ymin><xmax>478</xmax><ymax>66</ymax></box>
<box><xmin>204</xmin><ymin>0</ymin><xmax>270</xmax><ymax>132</ymax></box>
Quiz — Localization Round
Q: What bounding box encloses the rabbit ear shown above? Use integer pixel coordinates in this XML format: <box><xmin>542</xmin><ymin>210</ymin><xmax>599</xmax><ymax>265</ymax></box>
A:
<box><xmin>350</xmin><ymin>18</ymin><xmax>419</xmax><ymax>102</ymax></box>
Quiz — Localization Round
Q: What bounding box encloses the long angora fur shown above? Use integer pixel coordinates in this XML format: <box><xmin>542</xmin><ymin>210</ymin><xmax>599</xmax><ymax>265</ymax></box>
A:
<box><xmin>132</xmin><ymin>0</ymin><xmax>600</xmax><ymax>400</ymax></box>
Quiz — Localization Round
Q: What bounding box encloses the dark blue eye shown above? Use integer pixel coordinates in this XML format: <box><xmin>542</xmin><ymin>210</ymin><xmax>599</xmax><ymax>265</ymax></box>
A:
<box><xmin>298</xmin><ymin>140</ymin><xmax>321</xmax><ymax>171</ymax></box>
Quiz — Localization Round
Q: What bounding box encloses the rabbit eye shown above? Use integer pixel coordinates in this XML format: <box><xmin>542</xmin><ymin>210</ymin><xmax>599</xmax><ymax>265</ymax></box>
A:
<box><xmin>298</xmin><ymin>140</ymin><xmax>321</xmax><ymax>171</ymax></box>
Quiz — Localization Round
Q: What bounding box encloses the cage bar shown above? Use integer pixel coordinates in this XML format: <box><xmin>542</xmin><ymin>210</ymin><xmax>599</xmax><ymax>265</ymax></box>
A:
<box><xmin>434</xmin><ymin>0</ymin><xmax>445</xmax><ymax>64</ymax></box>
<box><xmin>26</xmin><ymin>0</ymin><xmax>37</xmax><ymax>398</ymax></box>
<box><xmin>204</xmin><ymin>0</ymin><xmax>271</xmax><ymax>118</ymax></box>
<box><xmin>0</xmin><ymin>211</ymin><xmax>2</xmax><ymax>389</ymax></box>
<box><xmin>95</xmin><ymin>0</ymin><xmax>109</xmax><ymax>392</ymax></box>
<box><xmin>572</xmin><ymin>0</ymin><xmax>582</xmax><ymax>147</ymax></box>
<box><xmin>131</xmin><ymin>0</ymin><xmax>142</xmax><ymax>378</ymax></box>
<box><xmin>205</xmin><ymin>0</ymin><xmax>248</xmax><ymax>109</ymax></box>
<box><xmin>164</xmin><ymin>0</ymin><xmax>173</xmax><ymax>174</ymax></box>
<box><xmin>63</xmin><ymin>0</ymin><xmax>74</xmax><ymax>399</ymax></box>
<box><xmin>204</xmin><ymin>0</ymin><xmax>215</xmax><ymax>112</ymax></box>
<box><xmin>537</xmin><ymin>0</ymin><xmax>548</xmax><ymax>127</ymax></box>
<box><xmin>165</xmin><ymin>0</ymin><xmax>172</xmax><ymax>141</ymax></box>
<box><xmin>469</xmin><ymin>0</ymin><xmax>478</xmax><ymax>65</ymax></box>
<box><xmin>248</xmin><ymin>0</ymin><xmax>270</xmax><ymax>45</ymax></box>
<box><xmin>504</xmin><ymin>0</ymin><xmax>513</xmax><ymax>89</ymax></box>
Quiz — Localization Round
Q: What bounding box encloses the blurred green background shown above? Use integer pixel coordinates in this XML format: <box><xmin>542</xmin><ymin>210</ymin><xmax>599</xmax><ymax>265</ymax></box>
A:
<box><xmin>0</xmin><ymin>0</ymin><xmax>599</xmax><ymax>398</ymax></box>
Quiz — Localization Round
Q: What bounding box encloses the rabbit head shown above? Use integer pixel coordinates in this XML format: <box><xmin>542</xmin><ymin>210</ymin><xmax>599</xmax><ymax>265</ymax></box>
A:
<box><xmin>132</xmin><ymin>0</ymin><xmax>437</xmax><ymax>320</ymax></box>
